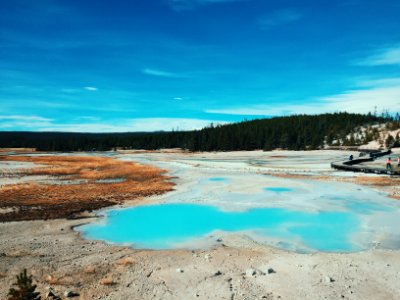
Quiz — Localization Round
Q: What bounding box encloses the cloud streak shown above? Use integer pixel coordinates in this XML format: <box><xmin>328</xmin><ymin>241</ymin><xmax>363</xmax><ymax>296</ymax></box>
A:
<box><xmin>206</xmin><ymin>78</ymin><xmax>400</xmax><ymax>116</ymax></box>
<box><xmin>84</xmin><ymin>86</ymin><xmax>98</xmax><ymax>91</ymax></box>
<box><xmin>0</xmin><ymin>116</ymin><xmax>228</xmax><ymax>132</ymax></box>
<box><xmin>142</xmin><ymin>68</ymin><xmax>181</xmax><ymax>78</ymax></box>
<box><xmin>358</xmin><ymin>46</ymin><xmax>400</xmax><ymax>66</ymax></box>
<box><xmin>0</xmin><ymin>115</ymin><xmax>53</xmax><ymax>129</ymax></box>
<box><xmin>0</xmin><ymin>115</ymin><xmax>52</xmax><ymax>122</ymax></box>
<box><xmin>40</xmin><ymin>118</ymin><xmax>228</xmax><ymax>132</ymax></box>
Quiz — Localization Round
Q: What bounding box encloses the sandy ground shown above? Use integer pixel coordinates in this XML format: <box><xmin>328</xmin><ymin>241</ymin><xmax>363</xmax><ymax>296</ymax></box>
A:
<box><xmin>1</xmin><ymin>150</ymin><xmax>400</xmax><ymax>299</ymax></box>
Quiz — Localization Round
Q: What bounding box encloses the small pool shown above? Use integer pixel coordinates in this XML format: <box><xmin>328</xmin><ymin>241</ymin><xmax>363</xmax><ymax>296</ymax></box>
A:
<box><xmin>264</xmin><ymin>187</ymin><xmax>293</xmax><ymax>193</ymax></box>
<box><xmin>208</xmin><ymin>177</ymin><xmax>228</xmax><ymax>182</ymax></box>
<box><xmin>95</xmin><ymin>178</ymin><xmax>125</xmax><ymax>183</ymax></box>
<box><xmin>77</xmin><ymin>203</ymin><xmax>361</xmax><ymax>252</ymax></box>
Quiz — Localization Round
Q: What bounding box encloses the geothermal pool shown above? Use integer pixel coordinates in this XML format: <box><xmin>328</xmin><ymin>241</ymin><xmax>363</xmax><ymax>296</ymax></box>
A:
<box><xmin>78</xmin><ymin>203</ymin><xmax>360</xmax><ymax>252</ymax></box>
<box><xmin>75</xmin><ymin>151</ymin><xmax>400</xmax><ymax>252</ymax></box>
<box><xmin>77</xmin><ymin>176</ymin><xmax>400</xmax><ymax>253</ymax></box>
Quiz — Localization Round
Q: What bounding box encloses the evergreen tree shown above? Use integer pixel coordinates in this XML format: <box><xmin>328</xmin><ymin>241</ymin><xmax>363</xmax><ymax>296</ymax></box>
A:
<box><xmin>394</xmin><ymin>132</ymin><xmax>400</xmax><ymax>148</ymax></box>
<box><xmin>0</xmin><ymin>113</ymin><xmax>389</xmax><ymax>152</ymax></box>
<box><xmin>8</xmin><ymin>269</ymin><xmax>41</xmax><ymax>300</ymax></box>
<box><xmin>385</xmin><ymin>134</ymin><xmax>395</xmax><ymax>148</ymax></box>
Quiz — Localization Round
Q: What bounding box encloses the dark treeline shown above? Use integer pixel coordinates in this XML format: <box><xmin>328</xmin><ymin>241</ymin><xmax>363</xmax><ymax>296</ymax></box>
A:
<box><xmin>0</xmin><ymin>113</ymin><xmax>391</xmax><ymax>152</ymax></box>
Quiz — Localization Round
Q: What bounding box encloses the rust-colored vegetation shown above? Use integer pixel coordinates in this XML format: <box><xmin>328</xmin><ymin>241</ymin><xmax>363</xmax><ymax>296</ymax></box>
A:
<box><xmin>353</xmin><ymin>176</ymin><xmax>400</xmax><ymax>186</ymax></box>
<box><xmin>0</xmin><ymin>155</ymin><xmax>174</xmax><ymax>221</ymax></box>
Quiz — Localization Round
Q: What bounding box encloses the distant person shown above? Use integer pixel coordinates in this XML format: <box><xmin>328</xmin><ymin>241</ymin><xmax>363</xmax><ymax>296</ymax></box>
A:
<box><xmin>386</xmin><ymin>157</ymin><xmax>392</xmax><ymax>171</ymax></box>
<box><xmin>398</xmin><ymin>156</ymin><xmax>400</xmax><ymax>168</ymax></box>
<box><xmin>349</xmin><ymin>154</ymin><xmax>353</xmax><ymax>161</ymax></box>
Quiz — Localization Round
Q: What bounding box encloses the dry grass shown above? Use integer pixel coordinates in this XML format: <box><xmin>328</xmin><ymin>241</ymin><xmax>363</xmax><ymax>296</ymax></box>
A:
<box><xmin>44</xmin><ymin>274</ymin><xmax>75</xmax><ymax>286</ymax></box>
<box><xmin>270</xmin><ymin>173</ymin><xmax>314</xmax><ymax>180</ymax></box>
<box><xmin>354</xmin><ymin>176</ymin><xmax>400</xmax><ymax>187</ymax></box>
<box><xmin>44</xmin><ymin>274</ymin><xmax>61</xmax><ymax>285</ymax></box>
<box><xmin>271</xmin><ymin>172</ymin><xmax>400</xmax><ymax>187</ymax></box>
<box><xmin>99</xmin><ymin>275</ymin><xmax>115</xmax><ymax>286</ymax></box>
<box><xmin>0</xmin><ymin>155</ymin><xmax>174</xmax><ymax>221</ymax></box>
<box><xmin>0</xmin><ymin>148</ymin><xmax>36</xmax><ymax>153</ymax></box>
<box><xmin>2</xmin><ymin>155</ymin><xmax>164</xmax><ymax>181</ymax></box>
<box><xmin>83</xmin><ymin>266</ymin><xmax>96</xmax><ymax>274</ymax></box>
<box><xmin>115</xmin><ymin>257</ymin><xmax>135</xmax><ymax>267</ymax></box>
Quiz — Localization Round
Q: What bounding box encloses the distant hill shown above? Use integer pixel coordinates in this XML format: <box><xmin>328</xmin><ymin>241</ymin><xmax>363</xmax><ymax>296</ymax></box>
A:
<box><xmin>0</xmin><ymin>113</ymin><xmax>397</xmax><ymax>152</ymax></box>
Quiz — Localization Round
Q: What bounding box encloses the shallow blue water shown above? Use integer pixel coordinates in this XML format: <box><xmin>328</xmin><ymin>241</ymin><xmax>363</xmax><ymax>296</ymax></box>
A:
<box><xmin>264</xmin><ymin>187</ymin><xmax>293</xmax><ymax>193</ymax></box>
<box><xmin>78</xmin><ymin>203</ymin><xmax>360</xmax><ymax>252</ymax></box>
<box><xmin>208</xmin><ymin>177</ymin><xmax>228</xmax><ymax>182</ymax></box>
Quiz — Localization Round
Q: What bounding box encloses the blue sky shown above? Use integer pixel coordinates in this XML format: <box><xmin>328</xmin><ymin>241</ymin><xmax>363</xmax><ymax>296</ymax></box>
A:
<box><xmin>1</xmin><ymin>0</ymin><xmax>400</xmax><ymax>132</ymax></box>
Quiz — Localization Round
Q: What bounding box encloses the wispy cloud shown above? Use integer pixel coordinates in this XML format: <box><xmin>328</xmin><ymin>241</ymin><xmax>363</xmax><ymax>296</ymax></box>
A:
<box><xmin>84</xmin><ymin>86</ymin><xmax>98</xmax><ymax>91</ymax></box>
<box><xmin>0</xmin><ymin>115</ymin><xmax>53</xmax><ymax>129</ymax></box>
<box><xmin>0</xmin><ymin>115</ymin><xmax>227</xmax><ymax>132</ymax></box>
<box><xmin>258</xmin><ymin>9</ymin><xmax>303</xmax><ymax>30</ymax></box>
<box><xmin>38</xmin><ymin>118</ymin><xmax>228</xmax><ymax>132</ymax></box>
<box><xmin>206</xmin><ymin>78</ymin><xmax>400</xmax><ymax>116</ymax></box>
<box><xmin>358</xmin><ymin>46</ymin><xmax>400</xmax><ymax>66</ymax></box>
<box><xmin>354</xmin><ymin>77</ymin><xmax>400</xmax><ymax>88</ymax></box>
<box><xmin>142</xmin><ymin>68</ymin><xmax>181</xmax><ymax>78</ymax></box>
<box><xmin>0</xmin><ymin>115</ymin><xmax>52</xmax><ymax>122</ymax></box>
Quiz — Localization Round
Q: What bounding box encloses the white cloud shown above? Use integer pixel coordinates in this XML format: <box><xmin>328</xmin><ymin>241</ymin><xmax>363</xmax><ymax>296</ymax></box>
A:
<box><xmin>173</xmin><ymin>97</ymin><xmax>183</xmax><ymax>100</ymax></box>
<box><xmin>0</xmin><ymin>115</ymin><xmax>52</xmax><ymax>122</ymax></box>
<box><xmin>358</xmin><ymin>46</ymin><xmax>400</xmax><ymax>66</ymax></box>
<box><xmin>38</xmin><ymin>123</ymin><xmax>132</xmax><ymax>132</ymax></box>
<box><xmin>37</xmin><ymin>118</ymin><xmax>228</xmax><ymax>132</ymax></box>
<box><xmin>0</xmin><ymin>115</ymin><xmax>53</xmax><ymax>129</ymax></box>
<box><xmin>354</xmin><ymin>77</ymin><xmax>400</xmax><ymax>88</ymax></box>
<box><xmin>129</xmin><ymin>118</ymin><xmax>227</xmax><ymax>131</ymax></box>
<box><xmin>0</xmin><ymin>114</ymin><xmax>227</xmax><ymax>132</ymax></box>
<box><xmin>84</xmin><ymin>86</ymin><xmax>98</xmax><ymax>91</ymax></box>
<box><xmin>258</xmin><ymin>9</ymin><xmax>303</xmax><ymax>30</ymax></box>
<box><xmin>142</xmin><ymin>68</ymin><xmax>180</xmax><ymax>78</ymax></box>
<box><xmin>206</xmin><ymin>78</ymin><xmax>400</xmax><ymax>116</ymax></box>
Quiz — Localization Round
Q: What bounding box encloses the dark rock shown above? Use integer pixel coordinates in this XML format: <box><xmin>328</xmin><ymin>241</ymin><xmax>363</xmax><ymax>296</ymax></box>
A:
<box><xmin>325</xmin><ymin>276</ymin><xmax>335</xmax><ymax>283</ymax></box>
<box><xmin>245</xmin><ymin>268</ymin><xmax>257</xmax><ymax>277</ymax></box>
<box><xmin>45</xmin><ymin>289</ymin><xmax>61</xmax><ymax>300</ymax></box>
<box><xmin>64</xmin><ymin>290</ymin><xmax>80</xmax><ymax>298</ymax></box>
<box><xmin>267</xmin><ymin>268</ymin><xmax>275</xmax><ymax>274</ymax></box>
